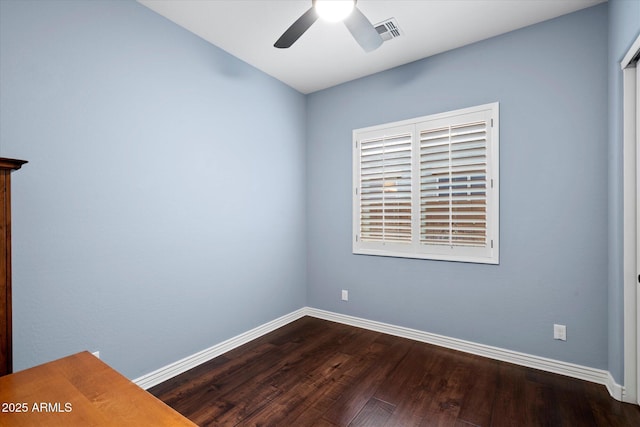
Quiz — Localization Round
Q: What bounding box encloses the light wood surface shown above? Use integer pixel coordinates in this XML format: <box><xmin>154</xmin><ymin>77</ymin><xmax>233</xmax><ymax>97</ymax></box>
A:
<box><xmin>0</xmin><ymin>351</ymin><xmax>196</xmax><ymax>426</ymax></box>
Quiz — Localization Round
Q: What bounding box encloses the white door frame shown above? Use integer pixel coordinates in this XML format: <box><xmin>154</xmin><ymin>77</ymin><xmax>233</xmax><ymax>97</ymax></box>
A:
<box><xmin>622</xmin><ymin>33</ymin><xmax>640</xmax><ymax>405</ymax></box>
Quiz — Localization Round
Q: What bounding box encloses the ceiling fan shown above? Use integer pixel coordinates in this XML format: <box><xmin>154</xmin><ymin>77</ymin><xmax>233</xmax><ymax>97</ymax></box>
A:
<box><xmin>274</xmin><ymin>0</ymin><xmax>383</xmax><ymax>52</ymax></box>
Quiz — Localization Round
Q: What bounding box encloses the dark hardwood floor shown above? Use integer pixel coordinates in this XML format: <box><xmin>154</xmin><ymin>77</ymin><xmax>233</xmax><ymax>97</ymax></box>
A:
<box><xmin>149</xmin><ymin>317</ymin><xmax>640</xmax><ymax>426</ymax></box>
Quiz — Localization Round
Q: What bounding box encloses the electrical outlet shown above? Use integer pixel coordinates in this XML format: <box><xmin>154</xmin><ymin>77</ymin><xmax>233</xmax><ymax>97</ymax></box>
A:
<box><xmin>553</xmin><ymin>324</ymin><xmax>566</xmax><ymax>341</ymax></box>
<box><xmin>341</xmin><ymin>290</ymin><xmax>348</xmax><ymax>301</ymax></box>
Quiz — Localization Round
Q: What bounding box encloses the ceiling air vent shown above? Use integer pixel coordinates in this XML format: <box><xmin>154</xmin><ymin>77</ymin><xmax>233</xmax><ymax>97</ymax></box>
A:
<box><xmin>375</xmin><ymin>18</ymin><xmax>403</xmax><ymax>42</ymax></box>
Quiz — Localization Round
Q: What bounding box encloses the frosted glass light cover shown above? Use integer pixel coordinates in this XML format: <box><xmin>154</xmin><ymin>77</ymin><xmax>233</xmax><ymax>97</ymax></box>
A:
<box><xmin>315</xmin><ymin>0</ymin><xmax>355</xmax><ymax>22</ymax></box>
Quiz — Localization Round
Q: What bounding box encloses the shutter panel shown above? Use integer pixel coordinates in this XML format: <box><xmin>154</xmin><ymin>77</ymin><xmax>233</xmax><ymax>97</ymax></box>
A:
<box><xmin>420</xmin><ymin>120</ymin><xmax>488</xmax><ymax>247</ymax></box>
<box><xmin>359</xmin><ymin>132</ymin><xmax>412</xmax><ymax>243</ymax></box>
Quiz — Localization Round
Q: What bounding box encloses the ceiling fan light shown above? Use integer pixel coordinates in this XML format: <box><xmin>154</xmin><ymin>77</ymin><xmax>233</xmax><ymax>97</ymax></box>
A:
<box><xmin>314</xmin><ymin>0</ymin><xmax>355</xmax><ymax>23</ymax></box>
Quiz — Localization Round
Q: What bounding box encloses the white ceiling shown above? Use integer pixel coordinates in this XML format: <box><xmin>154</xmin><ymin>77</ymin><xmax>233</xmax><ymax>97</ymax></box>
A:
<box><xmin>138</xmin><ymin>0</ymin><xmax>605</xmax><ymax>94</ymax></box>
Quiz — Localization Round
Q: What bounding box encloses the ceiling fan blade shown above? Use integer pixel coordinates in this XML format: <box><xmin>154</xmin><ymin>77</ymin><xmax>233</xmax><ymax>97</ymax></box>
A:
<box><xmin>274</xmin><ymin>7</ymin><xmax>319</xmax><ymax>49</ymax></box>
<box><xmin>344</xmin><ymin>7</ymin><xmax>383</xmax><ymax>52</ymax></box>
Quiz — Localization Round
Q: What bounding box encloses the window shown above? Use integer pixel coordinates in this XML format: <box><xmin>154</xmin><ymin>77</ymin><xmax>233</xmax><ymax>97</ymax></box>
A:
<box><xmin>353</xmin><ymin>103</ymin><xmax>499</xmax><ymax>264</ymax></box>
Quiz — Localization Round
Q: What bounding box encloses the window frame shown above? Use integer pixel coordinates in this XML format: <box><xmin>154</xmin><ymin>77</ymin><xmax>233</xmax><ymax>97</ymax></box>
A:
<box><xmin>352</xmin><ymin>102</ymin><xmax>499</xmax><ymax>264</ymax></box>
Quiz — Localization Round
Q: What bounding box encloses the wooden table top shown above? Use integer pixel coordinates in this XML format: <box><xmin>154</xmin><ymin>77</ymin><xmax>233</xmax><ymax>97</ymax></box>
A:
<box><xmin>0</xmin><ymin>351</ymin><xmax>197</xmax><ymax>426</ymax></box>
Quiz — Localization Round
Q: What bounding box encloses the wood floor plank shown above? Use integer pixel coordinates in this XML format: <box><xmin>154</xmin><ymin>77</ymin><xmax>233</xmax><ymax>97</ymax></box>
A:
<box><xmin>409</xmin><ymin>348</ymin><xmax>470</xmax><ymax>419</ymax></box>
<box><xmin>240</xmin><ymin>352</ymin><xmax>352</xmax><ymax>426</ymax></box>
<box><xmin>164</xmin><ymin>341</ymin><xmax>285</xmax><ymax>419</ymax></box>
<box><xmin>418</xmin><ymin>410</ymin><xmax>462</xmax><ymax>427</ymax></box>
<box><xmin>321</xmin><ymin>336</ymin><xmax>412</xmax><ymax>425</ymax></box>
<box><xmin>148</xmin><ymin>355</ymin><xmax>232</xmax><ymax>400</ymax></box>
<box><xmin>522</xmin><ymin>374</ymin><xmax>561</xmax><ymax>426</ymax></box>
<box><xmin>349</xmin><ymin>397</ymin><xmax>396</xmax><ymax>427</ymax></box>
<box><xmin>292</xmin><ymin>405</ymin><xmax>337</xmax><ymax>426</ymax></box>
<box><xmin>208</xmin><ymin>320</ymin><xmax>358</xmax><ymax>426</ymax></box>
<box><xmin>423</xmin><ymin>362</ymin><xmax>468</xmax><ymax>417</ymax></box>
<box><xmin>150</xmin><ymin>317</ymin><xmax>640</xmax><ymax>427</ymax></box>
<box><xmin>489</xmin><ymin>363</ymin><xmax>527</xmax><ymax>427</ymax></box>
<box><xmin>381</xmin><ymin>347</ymin><xmax>451</xmax><ymax>427</ymax></box>
<box><xmin>373</xmin><ymin>341</ymin><xmax>430</xmax><ymax>405</ymax></box>
<box><xmin>527</xmin><ymin>369</ymin><xmax>597</xmax><ymax>427</ymax></box>
<box><xmin>583</xmin><ymin>380</ymin><xmax>640</xmax><ymax>426</ymax></box>
<box><xmin>456</xmin><ymin>354</ymin><xmax>498</xmax><ymax>426</ymax></box>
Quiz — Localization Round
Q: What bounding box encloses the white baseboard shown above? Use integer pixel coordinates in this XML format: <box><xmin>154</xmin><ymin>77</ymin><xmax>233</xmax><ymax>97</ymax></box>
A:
<box><xmin>133</xmin><ymin>308</ymin><xmax>307</xmax><ymax>390</ymax></box>
<box><xmin>134</xmin><ymin>306</ymin><xmax>626</xmax><ymax>402</ymax></box>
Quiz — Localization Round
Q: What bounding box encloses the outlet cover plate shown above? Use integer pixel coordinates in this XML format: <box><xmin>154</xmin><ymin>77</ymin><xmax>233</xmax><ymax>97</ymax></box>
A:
<box><xmin>553</xmin><ymin>324</ymin><xmax>566</xmax><ymax>341</ymax></box>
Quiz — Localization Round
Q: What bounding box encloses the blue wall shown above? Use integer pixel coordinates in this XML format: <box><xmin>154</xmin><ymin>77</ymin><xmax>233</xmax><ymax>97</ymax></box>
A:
<box><xmin>306</xmin><ymin>5</ymin><xmax>609</xmax><ymax>370</ymax></box>
<box><xmin>608</xmin><ymin>0</ymin><xmax>640</xmax><ymax>384</ymax></box>
<box><xmin>0</xmin><ymin>0</ymin><xmax>307</xmax><ymax>379</ymax></box>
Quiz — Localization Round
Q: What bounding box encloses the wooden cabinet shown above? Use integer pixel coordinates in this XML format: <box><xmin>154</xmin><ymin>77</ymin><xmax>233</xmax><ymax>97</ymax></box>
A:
<box><xmin>0</xmin><ymin>158</ymin><xmax>27</xmax><ymax>377</ymax></box>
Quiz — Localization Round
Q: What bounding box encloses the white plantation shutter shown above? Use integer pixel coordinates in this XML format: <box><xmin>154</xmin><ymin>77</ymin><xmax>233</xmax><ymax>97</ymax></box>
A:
<box><xmin>354</xmin><ymin>103</ymin><xmax>498</xmax><ymax>264</ymax></box>
<box><xmin>357</xmin><ymin>127</ymin><xmax>413</xmax><ymax>244</ymax></box>
<box><xmin>419</xmin><ymin>118</ymin><xmax>488</xmax><ymax>248</ymax></box>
